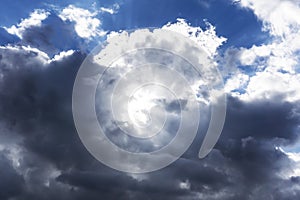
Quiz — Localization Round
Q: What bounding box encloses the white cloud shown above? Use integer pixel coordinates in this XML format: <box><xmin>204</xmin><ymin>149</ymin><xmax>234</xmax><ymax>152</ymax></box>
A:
<box><xmin>50</xmin><ymin>49</ymin><xmax>75</xmax><ymax>63</ymax></box>
<box><xmin>224</xmin><ymin>73</ymin><xmax>249</xmax><ymax>94</ymax></box>
<box><xmin>277</xmin><ymin>147</ymin><xmax>300</xmax><ymax>178</ymax></box>
<box><xmin>0</xmin><ymin>45</ymin><xmax>75</xmax><ymax>68</ymax></box>
<box><xmin>239</xmin><ymin>44</ymin><xmax>272</xmax><ymax>66</ymax></box>
<box><xmin>239</xmin><ymin>71</ymin><xmax>300</xmax><ymax>102</ymax></box>
<box><xmin>162</xmin><ymin>18</ymin><xmax>227</xmax><ymax>57</ymax></box>
<box><xmin>0</xmin><ymin>45</ymin><xmax>50</xmax><ymax>66</ymax></box>
<box><xmin>4</xmin><ymin>9</ymin><xmax>50</xmax><ymax>39</ymax></box>
<box><xmin>75</xmin><ymin>24</ymin><xmax>226</xmax><ymax>172</ymax></box>
<box><xmin>4</xmin><ymin>5</ymin><xmax>107</xmax><ymax>41</ymax></box>
<box><xmin>100</xmin><ymin>7</ymin><xmax>115</xmax><ymax>14</ymax></box>
<box><xmin>237</xmin><ymin>0</ymin><xmax>300</xmax><ymax>37</ymax></box>
<box><xmin>100</xmin><ymin>3</ymin><xmax>120</xmax><ymax>14</ymax></box>
<box><xmin>224</xmin><ymin>0</ymin><xmax>300</xmax><ymax>102</ymax></box>
<box><xmin>179</xmin><ymin>180</ymin><xmax>191</xmax><ymax>190</ymax></box>
<box><xmin>286</xmin><ymin>151</ymin><xmax>300</xmax><ymax>163</ymax></box>
<box><xmin>59</xmin><ymin>5</ymin><xmax>106</xmax><ymax>39</ymax></box>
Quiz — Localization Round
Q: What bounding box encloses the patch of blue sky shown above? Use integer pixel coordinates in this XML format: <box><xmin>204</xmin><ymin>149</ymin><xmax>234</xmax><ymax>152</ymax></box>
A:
<box><xmin>231</xmin><ymin>88</ymin><xmax>247</xmax><ymax>94</ymax></box>
<box><xmin>294</xmin><ymin>50</ymin><xmax>300</xmax><ymax>73</ymax></box>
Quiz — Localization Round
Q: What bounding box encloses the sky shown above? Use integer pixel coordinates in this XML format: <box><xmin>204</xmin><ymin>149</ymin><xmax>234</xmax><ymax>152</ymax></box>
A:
<box><xmin>0</xmin><ymin>0</ymin><xmax>300</xmax><ymax>199</ymax></box>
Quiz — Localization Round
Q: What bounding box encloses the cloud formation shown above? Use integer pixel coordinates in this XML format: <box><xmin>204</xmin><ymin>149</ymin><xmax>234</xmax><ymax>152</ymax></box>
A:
<box><xmin>0</xmin><ymin>2</ymin><xmax>299</xmax><ymax>200</ymax></box>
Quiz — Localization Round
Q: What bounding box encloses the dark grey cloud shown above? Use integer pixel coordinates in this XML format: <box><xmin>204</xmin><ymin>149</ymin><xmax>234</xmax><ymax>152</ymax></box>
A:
<box><xmin>0</xmin><ymin>152</ymin><xmax>24</xmax><ymax>199</ymax></box>
<box><xmin>220</xmin><ymin>97</ymin><xmax>300</xmax><ymax>144</ymax></box>
<box><xmin>0</xmin><ymin>46</ymin><xmax>93</xmax><ymax>169</ymax></box>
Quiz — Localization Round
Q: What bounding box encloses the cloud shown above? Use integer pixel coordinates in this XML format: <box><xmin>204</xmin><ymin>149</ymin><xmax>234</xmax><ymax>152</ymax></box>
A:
<box><xmin>59</xmin><ymin>5</ymin><xmax>106</xmax><ymax>39</ymax></box>
<box><xmin>19</xmin><ymin>13</ymin><xmax>80</xmax><ymax>56</ymax></box>
<box><xmin>0</xmin><ymin>45</ymin><xmax>50</xmax><ymax>67</ymax></box>
<box><xmin>50</xmin><ymin>50</ymin><xmax>75</xmax><ymax>62</ymax></box>
<box><xmin>0</xmin><ymin>44</ymin><xmax>96</xmax><ymax>199</ymax></box>
<box><xmin>100</xmin><ymin>7</ymin><xmax>116</xmax><ymax>15</ymax></box>
<box><xmin>100</xmin><ymin>3</ymin><xmax>120</xmax><ymax>15</ymax></box>
<box><xmin>0</xmin><ymin>153</ymin><xmax>24</xmax><ymax>199</ymax></box>
<box><xmin>236</xmin><ymin>0</ymin><xmax>300</xmax><ymax>37</ymax></box>
<box><xmin>223</xmin><ymin>0</ymin><xmax>300</xmax><ymax>102</ymax></box>
<box><xmin>279</xmin><ymin>148</ymin><xmax>300</xmax><ymax>178</ymax></box>
<box><xmin>0</xmin><ymin>27</ymin><xmax>20</xmax><ymax>45</ymax></box>
<box><xmin>2</xmin><ymin>9</ymin><xmax>92</xmax><ymax>56</ymax></box>
<box><xmin>162</xmin><ymin>18</ymin><xmax>227</xmax><ymax>58</ymax></box>
<box><xmin>4</xmin><ymin>9</ymin><xmax>50</xmax><ymax>39</ymax></box>
<box><xmin>213</xmin><ymin>97</ymin><xmax>300</xmax><ymax>199</ymax></box>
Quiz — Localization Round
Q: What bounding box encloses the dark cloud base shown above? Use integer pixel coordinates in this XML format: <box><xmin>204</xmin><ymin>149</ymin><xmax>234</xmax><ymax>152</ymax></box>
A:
<box><xmin>0</xmin><ymin>45</ymin><xmax>300</xmax><ymax>200</ymax></box>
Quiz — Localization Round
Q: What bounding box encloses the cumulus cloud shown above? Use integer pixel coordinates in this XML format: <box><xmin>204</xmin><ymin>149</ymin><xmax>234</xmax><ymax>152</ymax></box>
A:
<box><xmin>223</xmin><ymin>0</ymin><xmax>300</xmax><ymax>102</ymax></box>
<box><xmin>59</xmin><ymin>5</ymin><xmax>106</xmax><ymax>39</ymax></box>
